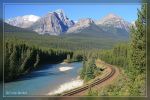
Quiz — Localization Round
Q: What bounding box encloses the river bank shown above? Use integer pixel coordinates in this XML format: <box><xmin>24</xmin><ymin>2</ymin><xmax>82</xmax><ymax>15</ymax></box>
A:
<box><xmin>4</xmin><ymin>62</ymin><xmax>83</xmax><ymax>96</ymax></box>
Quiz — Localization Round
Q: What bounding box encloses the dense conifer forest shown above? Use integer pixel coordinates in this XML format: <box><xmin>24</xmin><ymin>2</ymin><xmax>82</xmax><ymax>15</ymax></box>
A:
<box><xmin>4</xmin><ymin>38</ymin><xmax>89</xmax><ymax>82</ymax></box>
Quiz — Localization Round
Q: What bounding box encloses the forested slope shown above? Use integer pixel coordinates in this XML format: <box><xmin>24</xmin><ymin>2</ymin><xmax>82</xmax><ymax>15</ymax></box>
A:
<box><xmin>80</xmin><ymin>4</ymin><xmax>146</xmax><ymax>96</ymax></box>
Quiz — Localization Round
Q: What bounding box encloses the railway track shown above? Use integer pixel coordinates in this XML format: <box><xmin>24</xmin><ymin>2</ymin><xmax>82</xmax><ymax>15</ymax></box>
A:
<box><xmin>62</xmin><ymin>65</ymin><xmax>116</xmax><ymax>96</ymax></box>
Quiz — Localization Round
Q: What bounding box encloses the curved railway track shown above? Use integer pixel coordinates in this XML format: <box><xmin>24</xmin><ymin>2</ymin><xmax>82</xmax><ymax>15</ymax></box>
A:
<box><xmin>62</xmin><ymin>65</ymin><xmax>116</xmax><ymax>96</ymax></box>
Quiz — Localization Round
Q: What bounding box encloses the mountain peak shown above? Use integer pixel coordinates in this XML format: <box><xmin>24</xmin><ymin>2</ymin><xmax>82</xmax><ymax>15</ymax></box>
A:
<box><xmin>95</xmin><ymin>13</ymin><xmax>123</xmax><ymax>25</ymax></box>
<box><xmin>30</xmin><ymin>9</ymin><xmax>74</xmax><ymax>35</ymax></box>
<box><xmin>104</xmin><ymin>13</ymin><xmax>121</xmax><ymax>19</ymax></box>
<box><xmin>48</xmin><ymin>9</ymin><xmax>64</xmax><ymax>15</ymax></box>
<box><xmin>54</xmin><ymin>9</ymin><xmax>66</xmax><ymax>20</ymax></box>
<box><xmin>55</xmin><ymin>9</ymin><xmax>64</xmax><ymax>14</ymax></box>
<box><xmin>22</xmin><ymin>15</ymin><xmax>40</xmax><ymax>22</ymax></box>
<box><xmin>95</xmin><ymin>13</ymin><xmax>130</xmax><ymax>33</ymax></box>
<box><xmin>6</xmin><ymin>14</ymin><xmax>40</xmax><ymax>28</ymax></box>
<box><xmin>66</xmin><ymin>18</ymin><xmax>95</xmax><ymax>33</ymax></box>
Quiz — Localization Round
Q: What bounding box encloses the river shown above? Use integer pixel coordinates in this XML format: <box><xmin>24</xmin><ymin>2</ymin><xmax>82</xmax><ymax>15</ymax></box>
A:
<box><xmin>4</xmin><ymin>62</ymin><xmax>83</xmax><ymax>96</ymax></box>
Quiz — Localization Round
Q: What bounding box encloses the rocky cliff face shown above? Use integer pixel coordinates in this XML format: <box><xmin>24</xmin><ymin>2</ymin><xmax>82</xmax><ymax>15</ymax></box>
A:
<box><xmin>30</xmin><ymin>9</ymin><xmax>74</xmax><ymax>35</ymax></box>
<box><xmin>55</xmin><ymin>9</ymin><xmax>75</xmax><ymax>27</ymax></box>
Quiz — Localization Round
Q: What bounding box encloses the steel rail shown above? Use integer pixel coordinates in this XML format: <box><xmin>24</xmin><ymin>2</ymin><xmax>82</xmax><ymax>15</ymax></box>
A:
<box><xmin>62</xmin><ymin>65</ymin><xmax>116</xmax><ymax>96</ymax></box>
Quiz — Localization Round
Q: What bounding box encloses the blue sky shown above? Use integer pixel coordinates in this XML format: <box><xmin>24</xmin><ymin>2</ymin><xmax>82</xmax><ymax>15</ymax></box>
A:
<box><xmin>4</xmin><ymin>4</ymin><xmax>141</xmax><ymax>22</ymax></box>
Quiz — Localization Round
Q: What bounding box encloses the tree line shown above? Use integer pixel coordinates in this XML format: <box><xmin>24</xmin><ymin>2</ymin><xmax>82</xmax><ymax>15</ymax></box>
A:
<box><xmin>4</xmin><ymin>38</ymin><xmax>74</xmax><ymax>82</ymax></box>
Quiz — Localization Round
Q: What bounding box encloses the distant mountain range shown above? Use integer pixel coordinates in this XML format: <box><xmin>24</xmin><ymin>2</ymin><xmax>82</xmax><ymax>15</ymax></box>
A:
<box><xmin>5</xmin><ymin>9</ymin><xmax>132</xmax><ymax>39</ymax></box>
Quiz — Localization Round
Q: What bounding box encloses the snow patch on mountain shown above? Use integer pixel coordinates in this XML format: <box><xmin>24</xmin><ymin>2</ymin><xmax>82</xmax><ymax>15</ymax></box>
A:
<box><xmin>6</xmin><ymin>15</ymin><xmax>40</xmax><ymax>28</ymax></box>
<box><xmin>23</xmin><ymin>15</ymin><xmax>40</xmax><ymax>22</ymax></box>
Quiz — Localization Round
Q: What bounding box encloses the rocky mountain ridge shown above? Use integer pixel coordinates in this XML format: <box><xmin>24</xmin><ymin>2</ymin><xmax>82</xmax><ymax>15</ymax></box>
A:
<box><xmin>6</xmin><ymin>9</ymin><xmax>131</xmax><ymax>36</ymax></box>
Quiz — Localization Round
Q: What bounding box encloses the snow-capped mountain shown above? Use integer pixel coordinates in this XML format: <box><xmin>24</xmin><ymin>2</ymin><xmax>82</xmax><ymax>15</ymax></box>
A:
<box><xmin>96</xmin><ymin>13</ymin><xmax>131</xmax><ymax>32</ymax></box>
<box><xmin>6</xmin><ymin>15</ymin><xmax>40</xmax><ymax>28</ymax></box>
<box><xmin>5</xmin><ymin>10</ymin><xmax>131</xmax><ymax>38</ymax></box>
<box><xmin>30</xmin><ymin>9</ymin><xmax>74</xmax><ymax>35</ymax></box>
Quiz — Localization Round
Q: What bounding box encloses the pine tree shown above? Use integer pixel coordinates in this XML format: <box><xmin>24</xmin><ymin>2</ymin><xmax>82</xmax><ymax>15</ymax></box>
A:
<box><xmin>9</xmin><ymin>45</ymin><xmax>18</xmax><ymax>79</ymax></box>
<box><xmin>129</xmin><ymin>4</ymin><xmax>146</xmax><ymax>75</ymax></box>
